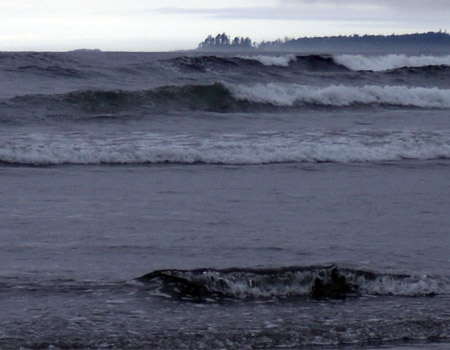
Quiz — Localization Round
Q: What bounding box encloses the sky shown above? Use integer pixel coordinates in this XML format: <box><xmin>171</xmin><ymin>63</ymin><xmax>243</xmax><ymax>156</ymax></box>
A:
<box><xmin>0</xmin><ymin>0</ymin><xmax>449</xmax><ymax>51</ymax></box>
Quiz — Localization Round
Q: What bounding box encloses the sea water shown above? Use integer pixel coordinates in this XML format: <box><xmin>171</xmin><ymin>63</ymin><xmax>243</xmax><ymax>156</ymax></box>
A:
<box><xmin>0</xmin><ymin>51</ymin><xmax>449</xmax><ymax>349</ymax></box>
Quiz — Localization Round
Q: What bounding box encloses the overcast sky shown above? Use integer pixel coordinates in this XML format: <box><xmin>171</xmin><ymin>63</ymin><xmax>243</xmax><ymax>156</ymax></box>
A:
<box><xmin>0</xmin><ymin>0</ymin><xmax>448</xmax><ymax>51</ymax></box>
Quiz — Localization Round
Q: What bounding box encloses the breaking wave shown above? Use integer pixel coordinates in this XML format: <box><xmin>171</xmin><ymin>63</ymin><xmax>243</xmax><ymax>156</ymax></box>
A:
<box><xmin>226</xmin><ymin>83</ymin><xmax>450</xmax><ymax>108</ymax></box>
<box><xmin>5</xmin><ymin>83</ymin><xmax>450</xmax><ymax>115</ymax></box>
<box><xmin>334</xmin><ymin>54</ymin><xmax>450</xmax><ymax>71</ymax></box>
<box><xmin>2</xmin><ymin>130</ymin><xmax>449</xmax><ymax>165</ymax></box>
<box><xmin>164</xmin><ymin>54</ymin><xmax>450</xmax><ymax>73</ymax></box>
<box><xmin>165</xmin><ymin>54</ymin><xmax>348</xmax><ymax>72</ymax></box>
<box><xmin>3</xmin><ymin>53</ymin><xmax>449</xmax><ymax>84</ymax></box>
<box><xmin>137</xmin><ymin>265</ymin><xmax>450</xmax><ymax>300</ymax></box>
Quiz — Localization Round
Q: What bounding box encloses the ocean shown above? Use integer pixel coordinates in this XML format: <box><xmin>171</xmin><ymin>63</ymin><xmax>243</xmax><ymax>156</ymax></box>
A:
<box><xmin>0</xmin><ymin>51</ymin><xmax>449</xmax><ymax>349</ymax></box>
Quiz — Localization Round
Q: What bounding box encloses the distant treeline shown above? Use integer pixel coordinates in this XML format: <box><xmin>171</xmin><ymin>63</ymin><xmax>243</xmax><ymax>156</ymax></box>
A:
<box><xmin>198</xmin><ymin>33</ymin><xmax>254</xmax><ymax>50</ymax></box>
<box><xmin>197</xmin><ymin>31</ymin><xmax>450</xmax><ymax>52</ymax></box>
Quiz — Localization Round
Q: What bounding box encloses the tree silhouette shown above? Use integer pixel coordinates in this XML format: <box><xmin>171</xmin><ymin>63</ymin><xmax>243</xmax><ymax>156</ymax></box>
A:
<box><xmin>198</xmin><ymin>31</ymin><xmax>450</xmax><ymax>52</ymax></box>
<box><xmin>198</xmin><ymin>33</ymin><xmax>254</xmax><ymax>50</ymax></box>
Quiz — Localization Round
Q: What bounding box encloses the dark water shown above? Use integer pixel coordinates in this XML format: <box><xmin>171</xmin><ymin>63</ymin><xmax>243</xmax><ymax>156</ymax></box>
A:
<box><xmin>0</xmin><ymin>51</ymin><xmax>449</xmax><ymax>349</ymax></box>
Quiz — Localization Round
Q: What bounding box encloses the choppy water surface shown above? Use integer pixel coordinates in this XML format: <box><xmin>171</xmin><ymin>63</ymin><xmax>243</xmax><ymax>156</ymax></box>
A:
<box><xmin>0</xmin><ymin>51</ymin><xmax>449</xmax><ymax>349</ymax></box>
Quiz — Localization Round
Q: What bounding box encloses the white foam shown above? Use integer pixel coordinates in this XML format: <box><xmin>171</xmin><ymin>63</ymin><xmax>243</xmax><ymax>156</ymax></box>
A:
<box><xmin>239</xmin><ymin>55</ymin><xmax>297</xmax><ymax>67</ymax></box>
<box><xmin>186</xmin><ymin>270</ymin><xmax>312</xmax><ymax>298</ymax></box>
<box><xmin>174</xmin><ymin>268</ymin><xmax>450</xmax><ymax>298</ymax></box>
<box><xmin>225</xmin><ymin>83</ymin><xmax>450</xmax><ymax>108</ymax></box>
<box><xmin>1</xmin><ymin>130</ymin><xmax>449</xmax><ymax>165</ymax></box>
<box><xmin>351</xmin><ymin>273</ymin><xmax>450</xmax><ymax>296</ymax></box>
<box><xmin>334</xmin><ymin>54</ymin><xmax>450</xmax><ymax>71</ymax></box>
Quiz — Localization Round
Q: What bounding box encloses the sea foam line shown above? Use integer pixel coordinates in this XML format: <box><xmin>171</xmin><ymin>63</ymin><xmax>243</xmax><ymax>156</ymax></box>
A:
<box><xmin>225</xmin><ymin>83</ymin><xmax>450</xmax><ymax>108</ymax></box>
<box><xmin>1</xmin><ymin>131</ymin><xmax>449</xmax><ymax>165</ymax></box>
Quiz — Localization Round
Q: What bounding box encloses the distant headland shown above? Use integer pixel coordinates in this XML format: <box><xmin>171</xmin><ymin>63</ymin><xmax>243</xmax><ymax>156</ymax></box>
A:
<box><xmin>197</xmin><ymin>31</ymin><xmax>450</xmax><ymax>53</ymax></box>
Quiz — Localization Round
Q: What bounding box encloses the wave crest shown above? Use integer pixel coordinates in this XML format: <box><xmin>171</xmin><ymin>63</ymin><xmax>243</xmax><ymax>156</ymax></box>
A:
<box><xmin>7</xmin><ymin>83</ymin><xmax>450</xmax><ymax>112</ymax></box>
<box><xmin>239</xmin><ymin>54</ymin><xmax>297</xmax><ymax>67</ymax></box>
<box><xmin>165</xmin><ymin>54</ymin><xmax>348</xmax><ymax>72</ymax></box>
<box><xmin>226</xmin><ymin>83</ymin><xmax>450</xmax><ymax>108</ymax></box>
<box><xmin>137</xmin><ymin>265</ymin><xmax>450</xmax><ymax>301</ymax></box>
<box><xmin>334</xmin><ymin>54</ymin><xmax>450</xmax><ymax>71</ymax></box>
<box><xmin>164</xmin><ymin>54</ymin><xmax>450</xmax><ymax>73</ymax></box>
<box><xmin>8</xmin><ymin>83</ymin><xmax>448</xmax><ymax>114</ymax></box>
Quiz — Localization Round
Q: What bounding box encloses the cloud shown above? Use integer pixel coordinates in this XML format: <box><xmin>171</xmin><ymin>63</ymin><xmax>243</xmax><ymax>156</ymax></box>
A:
<box><xmin>153</xmin><ymin>0</ymin><xmax>449</xmax><ymax>22</ymax></box>
<box><xmin>0</xmin><ymin>0</ymin><xmax>448</xmax><ymax>51</ymax></box>
<box><xmin>280</xmin><ymin>0</ymin><xmax>448</xmax><ymax>10</ymax></box>
<box><xmin>153</xmin><ymin>6</ymin><xmax>377</xmax><ymax>21</ymax></box>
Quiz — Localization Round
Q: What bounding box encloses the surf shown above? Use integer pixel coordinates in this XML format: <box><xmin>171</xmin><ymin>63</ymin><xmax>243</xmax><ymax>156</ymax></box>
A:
<box><xmin>136</xmin><ymin>265</ymin><xmax>450</xmax><ymax>301</ymax></box>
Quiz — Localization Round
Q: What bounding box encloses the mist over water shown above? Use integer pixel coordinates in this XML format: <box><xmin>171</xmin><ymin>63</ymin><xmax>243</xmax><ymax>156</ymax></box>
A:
<box><xmin>0</xmin><ymin>51</ymin><xmax>449</xmax><ymax>349</ymax></box>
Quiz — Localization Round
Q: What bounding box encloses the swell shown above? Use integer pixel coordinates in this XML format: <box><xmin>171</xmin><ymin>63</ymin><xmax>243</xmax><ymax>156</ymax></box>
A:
<box><xmin>2</xmin><ymin>53</ymin><xmax>449</xmax><ymax>82</ymax></box>
<box><xmin>0</xmin><ymin>52</ymin><xmax>90</xmax><ymax>79</ymax></box>
<box><xmin>6</xmin><ymin>64</ymin><xmax>86</xmax><ymax>78</ymax></box>
<box><xmin>4</xmin><ymin>83</ymin><xmax>242</xmax><ymax>113</ymax></box>
<box><xmin>382</xmin><ymin>64</ymin><xmax>450</xmax><ymax>83</ymax></box>
<box><xmin>386</xmin><ymin>64</ymin><xmax>450</xmax><ymax>74</ymax></box>
<box><xmin>137</xmin><ymin>265</ymin><xmax>450</xmax><ymax>300</ymax></box>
